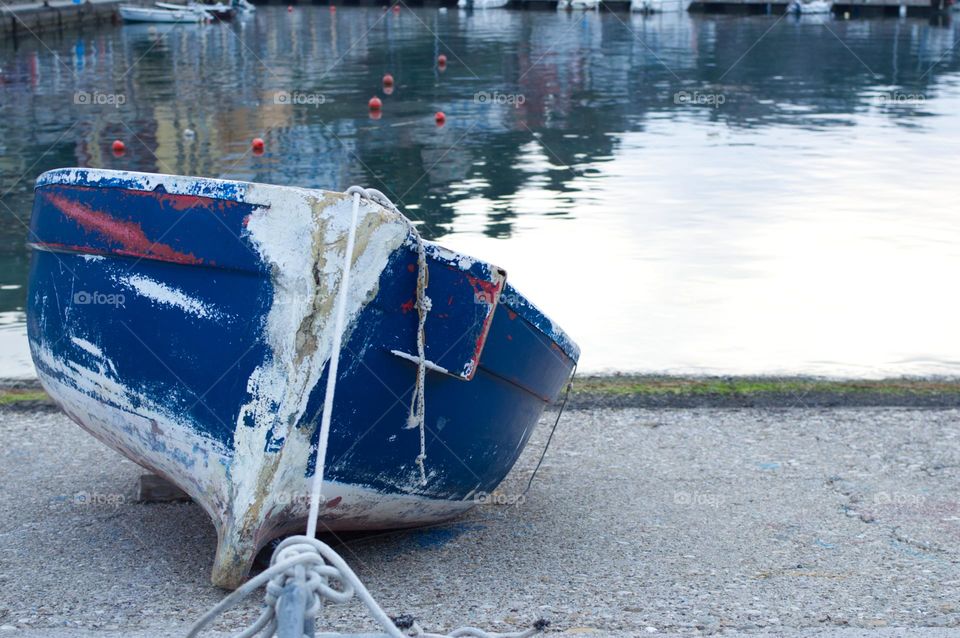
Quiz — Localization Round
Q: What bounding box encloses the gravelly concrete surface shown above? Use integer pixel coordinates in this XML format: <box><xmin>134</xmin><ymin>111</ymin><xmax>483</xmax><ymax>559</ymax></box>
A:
<box><xmin>1</xmin><ymin>407</ymin><xmax>958</xmax><ymax>637</ymax></box>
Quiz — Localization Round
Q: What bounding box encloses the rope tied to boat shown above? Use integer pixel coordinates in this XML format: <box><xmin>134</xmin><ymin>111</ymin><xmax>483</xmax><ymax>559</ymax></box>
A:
<box><xmin>189</xmin><ymin>188</ymin><xmax>548</xmax><ymax>638</ymax></box>
<box><xmin>344</xmin><ymin>186</ymin><xmax>430</xmax><ymax>486</ymax></box>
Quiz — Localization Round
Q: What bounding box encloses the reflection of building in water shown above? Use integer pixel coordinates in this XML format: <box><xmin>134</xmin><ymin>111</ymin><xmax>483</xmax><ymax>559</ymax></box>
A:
<box><xmin>1</xmin><ymin>10</ymin><xmax>959</xmax><ymax>242</ymax></box>
<box><xmin>0</xmin><ymin>6</ymin><xmax>958</xmax><ymax>378</ymax></box>
<box><xmin>916</xmin><ymin>21</ymin><xmax>957</xmax><ymax>64</ymax></box>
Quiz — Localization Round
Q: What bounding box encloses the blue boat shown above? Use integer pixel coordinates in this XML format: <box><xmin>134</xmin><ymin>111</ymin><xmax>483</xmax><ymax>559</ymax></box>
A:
<box><xmin>26</xmin><ymin>168</ymin><xmax>579</xmax><ymax>589</ymax></box>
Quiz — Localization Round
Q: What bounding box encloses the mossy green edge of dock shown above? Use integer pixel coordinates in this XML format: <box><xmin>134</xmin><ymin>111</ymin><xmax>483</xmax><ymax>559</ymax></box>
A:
<box><xmin>567</xmin><ymin>376</ymin><xmax>960</xmax><ymax>408</ymax></box>
<box><xmin>5</xmin><ymin>377</ymin><xmax>960</xmax><ymax>411</ymax></box>
<box><xmin>0</xmin><ymin>387</ymin><xmax>54</xmax><ymax>409</ymax></box>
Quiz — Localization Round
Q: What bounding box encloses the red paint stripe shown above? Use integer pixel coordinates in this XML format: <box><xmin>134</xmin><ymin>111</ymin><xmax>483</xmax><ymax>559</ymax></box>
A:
<box><xmin>114</xmin><ymin>187</ymin><xmax>238</xmax><ymax>214</ymax></box>
<box><xmin>43</xmin><ymin>191</ymin><xmax>203</xmax><ymax>265</ymax></box>
<box><xmin>465</xmin><ymin>274</ymin><xmax>505</xmax><ymax>378</ymax></box>
<box><xmin>466</xmin><ymin>274</ymin><xmax>500</xmax><ymax>303</ymax></box>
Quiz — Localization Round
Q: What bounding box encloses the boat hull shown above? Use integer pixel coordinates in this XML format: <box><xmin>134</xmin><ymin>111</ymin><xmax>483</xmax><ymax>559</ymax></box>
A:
<box><xmin>156</xmin><ymin>2</ymin><xmax>236</xmax><ymax>20</ymax></box>
<box><xmin>630</xmin><ymin>0</ymin><xmax>692</xmax><ymax>12</ymax></box>
<box><xmin>26</xmin><ymin>169</ymin><xmax>578</xmax><ymax>588</ymax></box>
<box><xmin>456</xmin><ymin>0</ymin><xmax>510</xmax><ymax>8</ymax></box>
<box><xmin>119</xmin><ymin>5</ymin><xmax>202</xmax><ymax>22</ymax></box>
<box><xmin>558</xmin><ymin>0</ymin><xmax>600</xmax><ymax>9</ymax></box>
<box><xmin>787</xmin><ymin>0</ymin><xmax>833</xmax><ymax>12</ymax></box>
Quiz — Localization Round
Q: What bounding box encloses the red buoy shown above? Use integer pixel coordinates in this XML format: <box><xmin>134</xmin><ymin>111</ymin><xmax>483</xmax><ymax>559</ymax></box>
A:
<box><xmin>382</xmin><ymin>73</ymin><xmax>394</xmax><ymax>87</ymax></box>
<box><xmin>287</xmin><ymin>5</ymin><xmax>293</xmax><ymax>11</ymax></box>
<box><xmin>251</xmin><ymin>137</ymin><xmax>265</xmax><ymax>154</ymax></box>
<box><xmin>392</xmin><ymin>3</ymin><xmax>399</xmax><ymax>11</ymax></box>
<box><xmin>434</xmin><ymin>111</ymin><xmax>446</xmax><ymax>126</ymax></box>
<box><xmin>111</xmin><ymin>140</ymin><xmax>125</xmax><ymax>156</ymax></box>
<box><xmin>437</xmin><ymin>53</ymin><xmax>447</xmax><ymax>66</ymax></box>
<box><xmin>368</xmin><ymin>96</ymin><xmax>382</xmax><ymax>111</ymax></box>
<box><xmin>329</xmin><ymin>4</ymin><xmax>336</xmax><ymax>10</ymax></box>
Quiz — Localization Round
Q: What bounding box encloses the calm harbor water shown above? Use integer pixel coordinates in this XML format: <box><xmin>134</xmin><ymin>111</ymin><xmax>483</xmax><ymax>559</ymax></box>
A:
<box><xmin>1</xmin><ymin>8</ymin><xmax>959</xmax><ymax>377</ymax></box>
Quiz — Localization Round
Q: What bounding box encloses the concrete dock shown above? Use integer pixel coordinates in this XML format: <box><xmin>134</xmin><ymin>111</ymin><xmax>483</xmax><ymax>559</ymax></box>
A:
<box><xmin>1</xmin><ymin>0</ymin><xmax>951</xmax><ymax>32</ymax></box>
<box><xmin>688</xmin><ymin>0</ymin><xmax>941</xmax><ymax>17</ymax></box>
<box><xmin>1</xmin><ymin>404</ymin><xmax>958</xmax><ymax>636</ymax></box>
<box><xmin>1</xmin><ymin>0</ymin><xmax>124</xmax><ymax>37</ymax></box>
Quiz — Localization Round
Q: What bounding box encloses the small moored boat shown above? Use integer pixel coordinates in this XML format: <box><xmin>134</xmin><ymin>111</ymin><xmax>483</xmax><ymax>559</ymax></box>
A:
<box><xmin>630</xmin><ymin>0</ymin><xmax>692</xmax><ymax>12</ymax></box>
<box><xmin>787</xmin><ymin>0</ymin><xmax>833</xmax><ymax>13</ymax></box>
<box><xmin>558</xmin><ymin>0</ymin><xmax>600</xmax><ymax>8</ymax></box>
<box><xmin>457</xmin><ymin>0</ymin><xmax>510</xmax><ymax>8</ymax></box>
<box><xmin>26</xmin><ymin>169</ymin><xmax>579</xmax><ymax>589</ymax></box>
<box><xmin>156</xmin><ymin>1</ymin><xmax>236</xmax><ymax>20</ymax></box>
<box><xmin>118</xmin><ymin>4</ymin><xmax>205</xmax><ymax>22</ymax></box>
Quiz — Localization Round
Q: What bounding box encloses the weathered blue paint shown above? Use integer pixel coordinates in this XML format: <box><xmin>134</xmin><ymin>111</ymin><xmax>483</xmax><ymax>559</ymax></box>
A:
<box><xmin>26</xmin><ymin>168</ymin><xmax>579</xmax><ymax>587</ymax></box>
<box><xmin>499</xmin><ymin>283</ymin><xmax>581</xmax><ymax>363</ymax></box>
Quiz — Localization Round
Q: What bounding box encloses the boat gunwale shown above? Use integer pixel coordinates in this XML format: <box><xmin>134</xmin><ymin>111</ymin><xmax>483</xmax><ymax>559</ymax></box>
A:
<box><xmin>33</xmin><ymin>167</ymin><xmax>580</xmax><ymax>362</ymax></box>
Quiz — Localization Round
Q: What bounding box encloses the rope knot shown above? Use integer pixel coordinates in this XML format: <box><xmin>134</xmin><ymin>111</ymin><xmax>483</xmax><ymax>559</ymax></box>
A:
<box><xmin>406</xmin><ymin>413</ymin><xmax>420</xmax><ymax>429</ymax></box>
<box><xmin>264</xmin><ymin>537</ymin><xmax>355</xmax><ymax>621</ymax></box>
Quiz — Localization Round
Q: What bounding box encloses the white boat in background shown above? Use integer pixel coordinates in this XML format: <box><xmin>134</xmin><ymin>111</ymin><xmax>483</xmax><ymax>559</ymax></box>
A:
<box><xmin>156</xmin><ymin>1</ymin><xmax>235</xmax><ymax>19</ymax></box>
<box><xmin>119</xmin><ymin>5</ymin><xmax>206</xmax><ymax>22</ymax></box>
<box><xmin>558</xmin><ymin>0</ymin><xmax>600</xmax><ymax>9</ymax></box>
<box><xmin>155</xmin><ymin>2</ymin><xmax>211</xmax><ymax>15</ymax></box>
<box><xmin>457</xmin><ymin>0</ymin><xmax>509</xmax><ymax>8</ymax></box>
<box><xmin>787</xmin><ymin>0</ymin><xmax>833</xmax><ymax>13</ymax></box>
<box><xmin>233</xmin><ymin>0</ymin><xmax>256</xmax><ymax>12</ymax></box>
<box><xmin>630</xmin><ymin>0</ymin><xmax>691</xmax><ymax>12</ymax></box>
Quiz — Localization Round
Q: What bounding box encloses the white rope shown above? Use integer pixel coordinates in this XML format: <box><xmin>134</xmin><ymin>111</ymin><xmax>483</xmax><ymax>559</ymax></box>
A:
<box><xmin>188</xmin><ymin>188</ymin><xmax>544</xmax><ymax>638</ymax></box>
<box><xmin>345</xmin><ymin>187</ymin><xmax>430</xmax><ymax>486</ymax></box>
<box><xmin>407</xmin><ymin>233</ymin><xmax>430</xmax><ymax>486</ymax></box>
<box><xmin>306</xmin><ymin>190</ymin><xmax>361</xmax><ymax>539</ymax></box>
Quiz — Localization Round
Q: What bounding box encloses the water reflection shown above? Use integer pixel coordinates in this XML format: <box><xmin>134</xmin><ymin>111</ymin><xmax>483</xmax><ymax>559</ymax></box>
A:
<box><xmin>1</xmin><ymin>9</ymin><xmax>959</xmax><ymax>375</ymax></box>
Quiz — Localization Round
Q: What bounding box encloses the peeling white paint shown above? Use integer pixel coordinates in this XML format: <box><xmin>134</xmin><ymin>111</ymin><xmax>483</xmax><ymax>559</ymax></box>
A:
<box><xmin>31</xmin><ymin>341</ymin><xmax>231</xmax><ymax>521</ymax></box>
<box><xmin>34</xmin><ymin>339</ymin><xmax>471</xmax><ymax>553</ymax></box>
<box><xmin>69</xmin><ymin>335</ymin><xmax>117</xmax><ymax>375</ymax></box>
<box><xmin>234</xmin><ymin>186</ymin><xmax>407</xmax><ymax>441</ymax></box>
<box><xmin>426</xmin><ymin>242</ymin><xmax>478</xmax><ymax>271</ymax></box>
<box><xmin>71</xmin><ymin>336</ymin><xmax>104</xmax><ymax>359</ymax></box>
<box><xmin>116</xmin><ymin>273</ymin><xmax>220</xmax><ymax>320</ymax></box>
<box><xmin>216</xmin><ymin>184</ymin><xmax>412</xmax><ymax>587</ymax></box>
<box><xmin>36</xmin><ymin>168</ymin><xmax>250</xmax><ymax>201</ymax></box>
